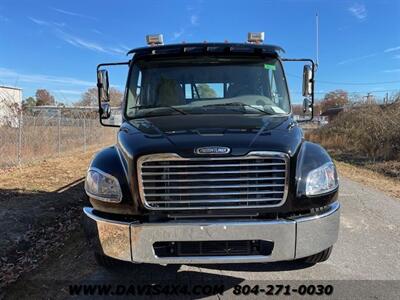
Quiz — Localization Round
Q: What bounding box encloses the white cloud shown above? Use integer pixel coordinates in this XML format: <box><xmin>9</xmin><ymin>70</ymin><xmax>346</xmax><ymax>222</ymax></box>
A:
<box><xmin>29</xmin><ymin>17</ymin><xmax>65</xmax><ymax>27</ymax></box>
<box><xmin>348</xmin><ymin>3</ymin><xmax>367</xmax><ymax>20</ymax></box>
<box><xmin>60</xmin><ymin>33</ymin><xmax>108</xmax><ymax>53</ymax></box>
<box><xmin>109</xmin><ymin>47</ymin><xmax>126</xmax><ymax>55</ymax></box>
<box><xmin>383</xmin><ymin>69</ymin><xmax>400</xmax><ymax>73</ymax></box>
<box><xmin>0</xmin><ymin>67</ymin><xmax>93</xmax><ymax>86</ymax></box>
<box><xmin>56</xmin><ymin>31</ymin><xmax>124</xmax><ymax>56</ymax></box>
<box><xmin>394</xmin><ymin>54</ymin><xmax>400</xmax><ymax>59</ymax></box>
<box><xmin>51</xmin><ymin>7</ymin><xmax>96</xmax><ymax>20</ymax></box>
<box><xmin>28</xmin><ymin>19</ymin><xmax>126</xmax><ymax>56</ymax></box>
<box><xmin>29</xmin><ymin>17</ymin><xmax>50</xmax><ymax>26</ymax></box>
<box><xmin>338</xmin><ymin>53</ymin><xmax>377</xmax><ymax>65</ymax></box>
<box><xmin>53</xmin><ymin>89</ymin><xmax>83</xmax><ymax>95</ymax></box>
<box><xmin>91</xmin><ymin>29</ymin><xmax>102</xmax><ymax>35</ymax></box>
<box><xmin>173</xmin><ymin>29</ymin><xmax>185</xmax><ymax>39</ymax></box>
<box><xmin>119</xmin><ymin>44</ymin><xmax>131</xmax><ymax>51</ymax></box>
<box><xmin>384</xmin><ymin>46</ymin><xmax>400</xmax><ymax>53</ymax></box>
<box><xmin>190</xmin><ymin>14</ymin><xmax>199</xmax><ymax>25</ymax></box>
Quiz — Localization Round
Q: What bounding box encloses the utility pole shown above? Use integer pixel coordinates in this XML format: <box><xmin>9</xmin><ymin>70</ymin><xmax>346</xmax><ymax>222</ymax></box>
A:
<box><xmin>365</xmin><ymin>92</ymin><xmax>372</xmax><ymax>104</ymax></box>
<box><xmin>316</xmin><ymin>12</ymin><xmax>319</xmax><ymax>70</ymax></box>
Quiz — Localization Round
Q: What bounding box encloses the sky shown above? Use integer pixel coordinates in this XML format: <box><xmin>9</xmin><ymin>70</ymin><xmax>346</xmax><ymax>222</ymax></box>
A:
<box><xmin>0</xmin><ymin>0</ymin><xmax>399</xmax><ymax>104</ymax></box>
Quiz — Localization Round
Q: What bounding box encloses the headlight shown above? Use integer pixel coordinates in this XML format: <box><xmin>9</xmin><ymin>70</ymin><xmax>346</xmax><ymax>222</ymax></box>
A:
<box><xmin>305</xmin><ymin>162</ymin><xmax>338</xmax><ymax>196</ymax></box>
<box><xmin>84</xmin><ymin>168</ymin><xmax>122</xmax><ymax>202</ymax></box>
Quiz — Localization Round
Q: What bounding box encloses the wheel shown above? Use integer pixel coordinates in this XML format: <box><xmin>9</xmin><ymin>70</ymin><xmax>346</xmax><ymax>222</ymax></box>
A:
<box><xmin>94</xmin><ymin>252</ymin><xmax>130</xmax><ymax>269</ymax></box>
<box><xmin>302</xmin><ymin>246</ymin><xmax>333</xmax><ymax>264</ymax></box>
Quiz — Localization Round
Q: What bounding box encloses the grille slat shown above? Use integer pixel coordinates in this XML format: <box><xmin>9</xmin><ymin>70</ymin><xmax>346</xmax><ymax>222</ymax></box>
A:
<box><xmin>137</xmin><ymin>152</ymin><xmax>289</xmax><ymax>210</ymax></box>
<box><xmin>142</xmin><ymin>162</ymin><xmax>285</xmax><ymax>168</ymax></box>
<box><xmin>142</xmin><ymin>169</ymin><xmax>284</xmax><ymax>175</ymax></box>
<box><xmin>144</xmin><ymin>184</ymin><xmax>284</xmax><ymax>189</ymax></box>
<box><xmin>145</xmin><ymin>191</ymin><xmax>284</xmax><ymax>197</ymax></box>
<box><xmin>143</xmin><ymin>176</ymin><xmax>286</xmax><ymax>183</ymax></box>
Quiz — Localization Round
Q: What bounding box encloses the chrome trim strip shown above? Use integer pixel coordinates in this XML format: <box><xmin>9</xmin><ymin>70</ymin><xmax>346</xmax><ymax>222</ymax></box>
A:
<box><xmin>294</xmin><ymin>201</ymin><xmax>340</xmax><ymax>222</ymax></box>
<box><xmin>137</xmin><ymin>151</ymin><xmax>290</xmax><ymax>210</ymax></box>
<box><xmin>83</xmin><ymin>207</ymin><xmax>131</xmax><ymax>226</ymax></box>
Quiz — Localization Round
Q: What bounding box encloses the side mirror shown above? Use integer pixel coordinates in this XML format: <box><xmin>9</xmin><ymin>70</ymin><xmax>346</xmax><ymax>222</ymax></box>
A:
<box><xmin>97</xmin><ymin>69</ymin><xmax>110</xmax><ymax>102</ymax></box>
<box><xmin>302</xmin><ymin>65</ymin><xmax>313</xmax><ymax>97</ymax></box>
<box><xmin>303</xmin><ymin>98</ymin><xmax>312</xmax><ymax>113</ymax></box>
<box><xmin>100</xmin><ymin>103</ymin><xmax>111</xmax><ymax>119</ymax></box>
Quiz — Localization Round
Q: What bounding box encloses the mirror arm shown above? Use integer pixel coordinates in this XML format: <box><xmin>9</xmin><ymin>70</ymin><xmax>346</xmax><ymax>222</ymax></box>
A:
<box><xmin>96</xmin><ymin>61</ymin><xmax>130</xmax><ymax>128</ymax></box>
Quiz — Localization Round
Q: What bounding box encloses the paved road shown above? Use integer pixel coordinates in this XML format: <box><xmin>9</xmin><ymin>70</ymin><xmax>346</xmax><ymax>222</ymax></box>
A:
<box><xmin>5</xmin><ymin>178</ymin><xmax>400</xmax><ymax>299</ymax></box>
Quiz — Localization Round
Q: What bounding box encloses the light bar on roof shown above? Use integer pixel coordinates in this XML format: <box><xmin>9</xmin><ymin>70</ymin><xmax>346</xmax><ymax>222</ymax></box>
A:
<box><xmin>146</xmin><ymin>34</ymin><xmax>164</xmax><ymax>46</ymax></box>
<box><xmin>247</xmin><ymin>32</ymin><xmax>265</xmax><ymax>44</ymax></box>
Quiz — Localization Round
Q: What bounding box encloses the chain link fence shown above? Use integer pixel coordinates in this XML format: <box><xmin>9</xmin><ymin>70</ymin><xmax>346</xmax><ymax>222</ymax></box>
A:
<box><xmin>0</xmin><ymin>106</ymin><xmax>118</xmax><ymax>168</ymax></box>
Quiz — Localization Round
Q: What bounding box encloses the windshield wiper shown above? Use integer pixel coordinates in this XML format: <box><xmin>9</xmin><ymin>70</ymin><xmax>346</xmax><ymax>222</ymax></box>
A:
<box><xmin>129</xmin><ymin>105</ymin><xmax>187</xmax><ymax>115</ymax></box>
<box><xmin>201</xmin><ymin>102</ymin><xmax>274</xmax><ymax>115</ymax></box>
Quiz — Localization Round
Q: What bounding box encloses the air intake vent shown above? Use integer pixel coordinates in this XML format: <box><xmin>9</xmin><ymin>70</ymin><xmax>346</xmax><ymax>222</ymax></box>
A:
<box><xmin>154</xmin><ymin>240</ymin><xmax>274</xmax><ymax>257</ymax></box>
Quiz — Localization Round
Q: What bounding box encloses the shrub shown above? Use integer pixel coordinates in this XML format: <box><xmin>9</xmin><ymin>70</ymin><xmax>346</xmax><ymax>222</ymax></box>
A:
<box><xmin>307</xmin><ymin>102</ymin><xmax>400</xmax><ymax>161</ymax></box>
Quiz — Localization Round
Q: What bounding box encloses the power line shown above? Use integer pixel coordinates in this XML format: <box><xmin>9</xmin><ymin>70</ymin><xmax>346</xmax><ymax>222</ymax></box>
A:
<box><xmin>316</xmin><ymin>79</ymin><xmax>400</xmax><ymax>86</ymax></box>
<box><xmin>290</xmin><ymin>88</ymin><xmax>400</xmax><ymax>95</ymax></box>
<box><xmin>286</xmin><ymin>73</ymin><xmax>400</xmax><ymax>85</ymax></box>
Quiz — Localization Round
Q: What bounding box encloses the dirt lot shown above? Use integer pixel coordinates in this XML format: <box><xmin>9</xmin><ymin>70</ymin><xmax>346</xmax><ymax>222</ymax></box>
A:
<box><xmin>0</xmin><ymin>149</ymin><xmax>97</xmax><ymax>290</ymax></box>
<box><xmin>0</xmin><ymin>148</ymin><xmax>399</xmax><ymax>298</ymax></box>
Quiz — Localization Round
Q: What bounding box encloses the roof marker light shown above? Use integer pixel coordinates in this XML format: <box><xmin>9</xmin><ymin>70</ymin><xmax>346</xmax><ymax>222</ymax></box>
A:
<box><xmin>247</xmin><ymin>32</ymin><xmax>265</xmax><ymax>44</ymax></box>
<box><xmin>146</xmin><ymin>34</ymin><xmax>164</xmax><ymax>46</ymax></box>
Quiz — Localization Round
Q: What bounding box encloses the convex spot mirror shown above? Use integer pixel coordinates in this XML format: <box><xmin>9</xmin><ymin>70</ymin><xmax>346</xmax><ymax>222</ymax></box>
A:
<box><xmin>97</xmin><ymin>69</ymin><xmax>110</xmax><ymax>103</ymax></box>
<box><xmin>303</xmin><ymin>98</ymin><xmax>312</xmax><ymax>113</ymax></box>
<box><xmin>100</xmin><ymin>103</ymin><xmax>111</xmax><ymax>119</ymax></box>
<box><xmin>302</xmin><ymin>65</ymin><xmax>313</xmax><ymax>97</ymax></box>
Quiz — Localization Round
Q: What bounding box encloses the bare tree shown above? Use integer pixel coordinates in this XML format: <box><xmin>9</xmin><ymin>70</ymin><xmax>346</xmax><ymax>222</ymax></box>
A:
<box><xmin>75</xmin><ymin>87</ymin><xmax>123</xmax><ymax>107</ymax></box>
<box><xmin>35</xmin><ymin>89</ymin><xmax>55</xmax><ymax>106</ymax></box>
<box><xmin>320</xmin><ymin>90</ymin><xmax>349</xmax><ymax>113</ymax></box>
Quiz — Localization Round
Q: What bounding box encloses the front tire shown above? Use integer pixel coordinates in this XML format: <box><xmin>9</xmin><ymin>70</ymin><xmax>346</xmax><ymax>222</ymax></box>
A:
<box><xmin>302</xmin><ymin>246</ymin><xmax>333</xmax><ymax>264</ymax></box>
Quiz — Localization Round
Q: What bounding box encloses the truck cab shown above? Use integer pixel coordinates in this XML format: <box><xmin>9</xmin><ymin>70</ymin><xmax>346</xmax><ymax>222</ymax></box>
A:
<box><xmin>83</xmin><ymin>33</ymin><xmax>340</xmax><ymax>267</ymax></box>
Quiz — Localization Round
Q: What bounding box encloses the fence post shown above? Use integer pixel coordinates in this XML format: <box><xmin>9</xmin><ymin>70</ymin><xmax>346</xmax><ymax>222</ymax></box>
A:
<box><xmin>83</xmin><ymin>114</ymin><xmax>87</xmax><ymax>152</ymax></box>
<box><xmin>58</xmin><ymin>108</ymin><xmax>61</xmax><ymax>156</ymax></box>
<box><xmin>17</xmin><ymin>109</ymin><xmax>23</xmax><ymax>166</ymax></box>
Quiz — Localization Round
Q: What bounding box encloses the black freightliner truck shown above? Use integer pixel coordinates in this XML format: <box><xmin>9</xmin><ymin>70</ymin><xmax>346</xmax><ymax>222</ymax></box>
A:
<box><xmin>83</xmin><ymin>33</ymin><xmax>340</xmax><ymax>268</ymax></box>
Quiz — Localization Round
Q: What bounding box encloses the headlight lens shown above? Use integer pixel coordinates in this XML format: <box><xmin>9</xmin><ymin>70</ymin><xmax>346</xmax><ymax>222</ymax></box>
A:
<box><xmin>305</xmin><ymin>162</ymin><xmax>338</xmax><ymax>196</ymax></box>
<box><xmin>84</xmin><ymin>168</ymin><xmax>122</xmax><ymax>202</ymax></box>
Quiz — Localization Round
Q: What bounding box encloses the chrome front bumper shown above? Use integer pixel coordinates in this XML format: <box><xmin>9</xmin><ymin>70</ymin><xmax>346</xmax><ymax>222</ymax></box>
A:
<box><xmin>83</xmin><ymin>202</ymin><xmax>340</xmax><ymax>264</ymax></box>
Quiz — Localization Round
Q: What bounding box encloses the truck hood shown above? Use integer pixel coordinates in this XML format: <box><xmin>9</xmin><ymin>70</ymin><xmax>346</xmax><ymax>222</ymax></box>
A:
<box><xmin>118</xmin><ymin>114</ymin><xmax>303</xmax><ymax>158</ymax></box>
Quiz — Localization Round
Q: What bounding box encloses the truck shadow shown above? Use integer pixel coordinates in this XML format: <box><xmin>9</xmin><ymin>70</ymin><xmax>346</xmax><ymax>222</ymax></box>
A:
<box><xmin>192</xmin><ymin>260</ymin><xmax>314</xmax><ymax>272</ymax></box>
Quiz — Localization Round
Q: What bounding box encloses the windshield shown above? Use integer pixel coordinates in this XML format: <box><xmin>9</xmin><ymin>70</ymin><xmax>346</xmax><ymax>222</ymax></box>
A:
<box><xmin>125</xmin><ymin>57</ymin><xmax>290</xmax><ymax>119</ymax></box>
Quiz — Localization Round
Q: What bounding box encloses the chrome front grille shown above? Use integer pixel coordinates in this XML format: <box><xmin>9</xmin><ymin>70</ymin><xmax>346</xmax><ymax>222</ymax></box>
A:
<box><xmin>137</xmin><ymin>152</ymin><xmax>289</xmax><ymax>210</ymax></box>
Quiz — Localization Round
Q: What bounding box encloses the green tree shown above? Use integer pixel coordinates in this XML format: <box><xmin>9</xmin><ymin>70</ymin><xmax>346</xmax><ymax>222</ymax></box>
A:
<box><xmin>197</xmin><ymin>84</ymin><xmax>217</xmax><ymax>98</ymax></box>
<box><xmin>22</xmin><ymin>96</ymin><xmax>37</xmax><ymax>109</ymax></box>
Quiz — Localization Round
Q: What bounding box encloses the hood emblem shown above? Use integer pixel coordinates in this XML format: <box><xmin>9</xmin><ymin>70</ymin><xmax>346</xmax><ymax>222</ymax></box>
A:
<box><xmin>195</xmin><ymin>146</ymin><xmax>231</xmax><ymax>155</ymax></box>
